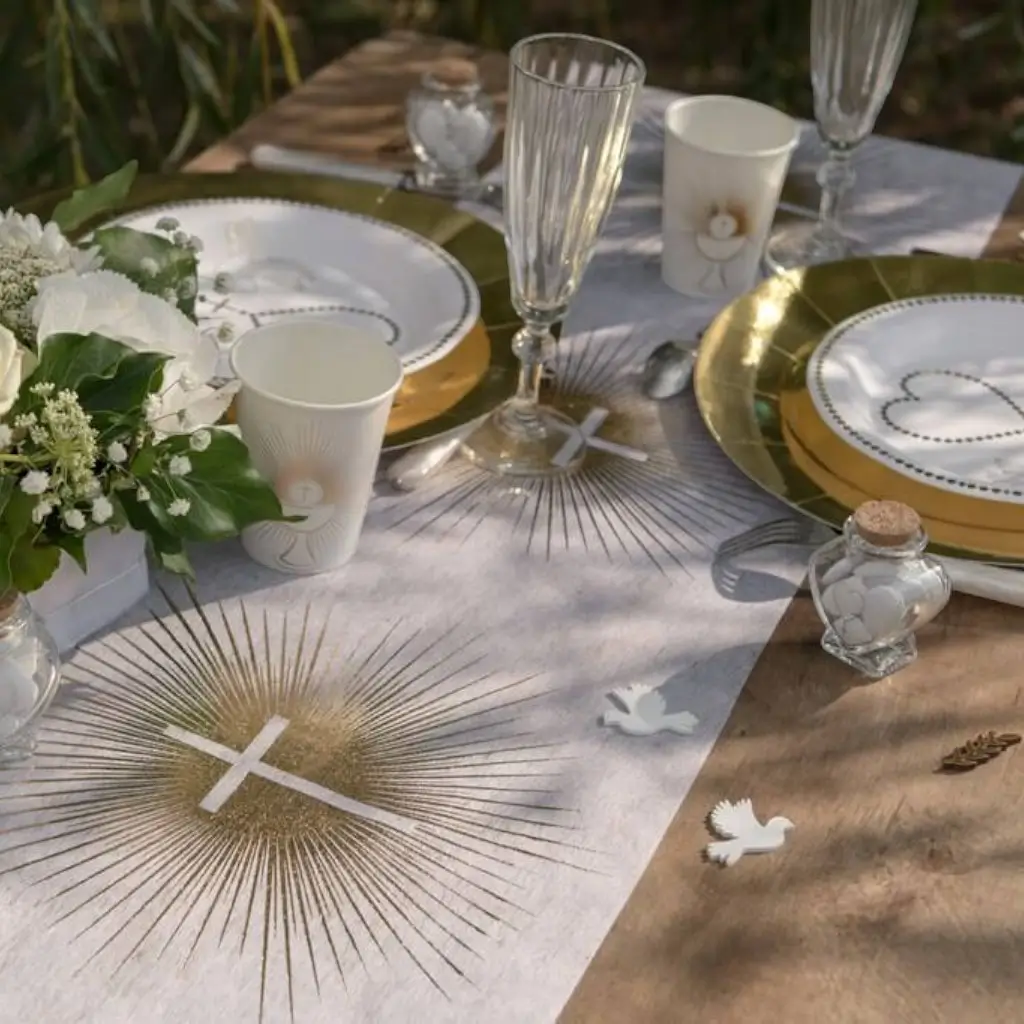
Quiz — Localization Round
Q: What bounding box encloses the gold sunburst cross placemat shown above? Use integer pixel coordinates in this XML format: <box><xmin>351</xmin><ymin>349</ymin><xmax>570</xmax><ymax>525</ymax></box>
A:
<box><xmin>0</xmin><ymin>591</ymin><xmax>589</xmax><ymax>1023</ymax></box>
<box><xmin>375</xmin><ymin>326</ymin><xmax>769</xmax><ymax>576</ymax></box>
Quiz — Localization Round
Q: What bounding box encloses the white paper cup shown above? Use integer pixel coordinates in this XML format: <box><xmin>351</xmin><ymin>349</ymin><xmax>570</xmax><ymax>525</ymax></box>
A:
<box><xmin>662</xmin><ymin>95</ymin><xmax>798</xmax><ymax>299</ymax></box>
<box><xmin>230</xmin><ymin>318</ymin><xmax>403</xmax><ymax>575</ymax></box>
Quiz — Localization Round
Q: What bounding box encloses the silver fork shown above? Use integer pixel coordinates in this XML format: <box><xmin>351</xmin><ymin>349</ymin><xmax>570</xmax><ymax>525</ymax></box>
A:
<box><xmin>716</xmin><ymin>517</ymin><xmax>835</xmax><ymax>563</ymax></box>
<box><xmin>712</xmin><ymin>517</ymin><xmax>832</xmax><ymax>601</ymax></box>
<box><xmin>717</xmin><ymin>517</ymin><xmax>1024</xmax><ymax>609</ymax></box>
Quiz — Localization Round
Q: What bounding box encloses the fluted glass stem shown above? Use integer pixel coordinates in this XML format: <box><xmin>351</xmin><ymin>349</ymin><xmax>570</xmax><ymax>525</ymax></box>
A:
<box><xmin>816</xmin><ymin>146</ymin><xmax>856</xmax><ymax>237</ymax></box>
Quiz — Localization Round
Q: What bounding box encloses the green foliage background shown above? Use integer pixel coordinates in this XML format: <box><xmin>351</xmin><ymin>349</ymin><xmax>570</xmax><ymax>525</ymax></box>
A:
<box><xmin>0</xmin><ymin>0</ymin><xmax>1021</xmax><ymax>209</ymax></box>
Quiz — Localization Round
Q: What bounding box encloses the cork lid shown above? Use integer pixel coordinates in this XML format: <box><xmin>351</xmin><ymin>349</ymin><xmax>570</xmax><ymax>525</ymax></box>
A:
<box><xmin>852</xmin><ymin>500</ymin><xmax>921</xmax><ymax>547</ymax></box>
<box><xmin>428</xmin><ymin>57</ymin><xmax>480</xmax><ymax>89</ymax></box>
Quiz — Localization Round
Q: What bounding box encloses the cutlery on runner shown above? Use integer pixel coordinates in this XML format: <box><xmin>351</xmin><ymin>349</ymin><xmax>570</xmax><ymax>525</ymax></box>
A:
<box><xmin>249</xmin><ymin>144</ymin><xmax>504</xmax><ymax>210</ymax></box>
<box><xmin>641</xmin><ymin>338</ymin><xmax>700</xmax><ymax>400</ymax></box>
<box><xmin>719</xmin><ymin>518</ymin><xmax>1024</xmax><ymax>609</ymax></box>
<box><xmin>386</xmin><ymin>422</ymin><xmax>480</xmax><ymax>491</ymax></box>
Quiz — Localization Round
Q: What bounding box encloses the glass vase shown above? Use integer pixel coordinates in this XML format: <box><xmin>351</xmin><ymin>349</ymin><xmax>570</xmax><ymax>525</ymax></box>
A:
<box><xmin>0</xmin><ymin>591</ymin><xmax>61</xmax><ymax>762</ymax></box>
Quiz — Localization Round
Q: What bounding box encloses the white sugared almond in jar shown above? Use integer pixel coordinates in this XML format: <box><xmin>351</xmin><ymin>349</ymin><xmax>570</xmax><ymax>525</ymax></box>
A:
<box><xmin>820</xmin><ymin>556</ymin><xmax>855</xmax><ymax>587</ymax></box>
<box><xmin>860</xmin><ymin>584</ymin><xmax>908</xmax><ymax>641</ymax></box>
<box><xmin>820</xmin><ymin>576</ymin><xmax>867</xmax><ymax>619</ymax></box>
<box><xmin>834</xmin><ymin>614</ymin><xmax>873</xmax><ymax>647</ymax></box>
<box><xmin>851</xmin><ymin>560</ymin><xmax>901</xmax><ymax>586</ymax></box>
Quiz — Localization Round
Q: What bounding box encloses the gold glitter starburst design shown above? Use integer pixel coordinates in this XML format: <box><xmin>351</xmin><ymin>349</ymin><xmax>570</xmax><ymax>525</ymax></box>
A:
<box><xmin>378</xmin><ymin>329</ymin><xmax>766</xmax><ymax>575</ymax></box>
<box><xmin>0</xmin><ymin>592</ymin><xmax>579</xmax><ymax>1022</ymax></box>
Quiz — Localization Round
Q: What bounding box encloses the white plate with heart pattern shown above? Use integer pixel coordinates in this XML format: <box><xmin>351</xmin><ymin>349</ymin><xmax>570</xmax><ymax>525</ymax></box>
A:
<box><xmin>105</xmin><ymin>197</ymin><xmax>480</xmax><ymax>377</ymax></box>
<box><xmin>807</xmin><ymin>293</ymin><xmax>1024</xmax><ymax>503</ymax></box>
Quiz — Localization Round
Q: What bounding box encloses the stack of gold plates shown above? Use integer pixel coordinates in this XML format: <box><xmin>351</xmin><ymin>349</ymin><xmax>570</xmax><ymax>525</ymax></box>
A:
<box><xmin>695</xmin><ymin>254</ymin><xmax>1024</xmax><ymax>562</ymax></box>
<box><xmin>24</xmin><ymin>171</ymin><xmax>518</xmax><ymax>451</ymax></box>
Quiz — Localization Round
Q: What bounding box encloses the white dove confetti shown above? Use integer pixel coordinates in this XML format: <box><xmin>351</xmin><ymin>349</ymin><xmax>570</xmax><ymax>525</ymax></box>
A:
<box><xmin>600</xmin><ymin>683</ymin><xmax>699</xmax><ymax>737</ymax></box>
<box><xmin>708</xmin><ymin>794</ymin><xmax>794</xmax><ymax>868</ymax></box>
<box><xmin>705</xmin><ymin>799</ymin><xmax>794</xmax><ymax>867</ymax></box>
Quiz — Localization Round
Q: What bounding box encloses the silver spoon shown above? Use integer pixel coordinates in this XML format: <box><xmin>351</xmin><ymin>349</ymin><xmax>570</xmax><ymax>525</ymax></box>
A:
<box><xmin>641</xmin><ymin>340</ymin><xmax>698</xmax><ymax>400</ymax></box>
<box><xmin>385</xmin><ymin>420</ymin><xmax>481</xmax><ymax>492</ymax></box>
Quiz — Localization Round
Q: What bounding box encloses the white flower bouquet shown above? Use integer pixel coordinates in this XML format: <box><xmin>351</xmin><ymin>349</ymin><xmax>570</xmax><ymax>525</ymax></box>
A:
<box><xmin>0</xmin><ymin>162</ymin><xmax>285</xmax><ymax>594</ymax></box>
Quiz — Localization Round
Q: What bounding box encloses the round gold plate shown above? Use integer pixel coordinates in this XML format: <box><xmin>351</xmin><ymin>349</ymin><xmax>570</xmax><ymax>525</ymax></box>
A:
<box><xmin>695</xmin><ymin>254</ymin><xmax>1024</xmax><ymax>562</ymax></box>
<box><xmin>21</xmin><ymin>171</ymin><xmax>518</xmax><ymax>450</ymax></box>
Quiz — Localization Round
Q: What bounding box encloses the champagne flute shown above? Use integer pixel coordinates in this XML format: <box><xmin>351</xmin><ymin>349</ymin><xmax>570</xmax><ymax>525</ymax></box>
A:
<box><xmin>461</xmin><ymin>34</ymin><xmax>645</xmax><ymax>477</ymax></box>
<box><xmin>764</xmin><ymin>0</ymin><xmax>918</xmax><ymax>271</ymax></box>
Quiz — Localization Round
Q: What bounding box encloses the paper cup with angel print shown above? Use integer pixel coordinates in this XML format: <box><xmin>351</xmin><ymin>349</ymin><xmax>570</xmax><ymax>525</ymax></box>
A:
<box><xmin>661</xmin><ymin>95</ymin><xmax>798</xmax><ymax>299</ymax></box>
<box><xmin>230</xmin><ymin>317</ymin><xmax>403</xmax><ymax>575</ymax></box>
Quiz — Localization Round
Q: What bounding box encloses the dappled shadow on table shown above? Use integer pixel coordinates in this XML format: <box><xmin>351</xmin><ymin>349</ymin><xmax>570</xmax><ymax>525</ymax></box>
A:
<box><xmin>561</xmin><ymin>591</ymin><xmax>1024</xmax><ymax>1024</ymax></box>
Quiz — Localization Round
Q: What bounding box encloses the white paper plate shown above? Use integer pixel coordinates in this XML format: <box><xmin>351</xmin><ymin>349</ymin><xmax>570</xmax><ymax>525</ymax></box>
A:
<box><xmin>808</xmin><ymin>293</ymin><xmax>1024</xmax><ymax>503</ymax></box>
<box><xmin>108</xmin><ymin>198</ymin><xmax>481</xmax><ymax>374</ymax></box>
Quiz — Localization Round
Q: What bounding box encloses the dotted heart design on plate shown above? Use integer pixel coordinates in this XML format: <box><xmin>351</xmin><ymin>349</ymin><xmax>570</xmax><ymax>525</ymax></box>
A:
<box><xmin>879</xmin><ymin>370</ymin><xmax>1024</xmax><ymax>444</ymax></box>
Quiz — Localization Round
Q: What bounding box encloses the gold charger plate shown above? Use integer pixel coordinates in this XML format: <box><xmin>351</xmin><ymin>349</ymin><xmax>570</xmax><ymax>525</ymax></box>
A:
<box><xmin>20</xmin><ymin>172</ymin><xmax>518</xmax><ymax>451</ymax></box>
<box><xmin>695</xmin><ymin>254</ymin><xmax>1024</xmax><ymax>562</ymax></box>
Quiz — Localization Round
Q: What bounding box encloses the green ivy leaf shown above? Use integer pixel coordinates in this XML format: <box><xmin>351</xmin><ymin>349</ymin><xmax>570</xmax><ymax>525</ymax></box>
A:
<box><xmin>9</xmin><ymin>539</ymin><xmax>61</xmax><ymax>595</ymax></box>
<box><xmin>50</xmin><ymin>161</ymin><xmax>138</xmax><ymax>235</ymax></box>
<box><xmin>53</xmin><ymin>533</ymin><xmax>88</xmax><ymax>574</ymax></box>
<box><xmin>21</xmin><ymin>333</ymin><xmax>136</xmax><ymax>401</ymax></box>
<box><xmin>78</xmin><ymin>351</ymin><xmax>168</xmax><ymax>431</ymax></box>
<box><xmin>92</xmin><ymin>226</ymin><xmax>199</xmax><ymax>319</ymax></box>
<box><xmin>117</xmin><ymin>490</ymin><xmax>196</xmax><ymax>580</ymax></box>
<box><xmin>0</xmin><ymin>488</ymin><xmax>48</xmax><ymax>593</ymax></box>
<box><xmin>137</xmin><ymin>429</ymin><xmax>286</xmax><ymax>543</ymax></box>
<box><xmin>0</xmin><ymin>479</ymin><xmax>18</xmax><ymax>593</ymax></box>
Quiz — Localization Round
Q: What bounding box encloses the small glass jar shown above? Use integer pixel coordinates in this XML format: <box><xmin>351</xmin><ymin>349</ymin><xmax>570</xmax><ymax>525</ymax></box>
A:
<box><xmin>0</xmin><ymin>591</ymin><xmax>61</xmax><ymax>762</ymax></box>
<box><xmin>808</xmin><ymin>501</ymin><xmax>951</xmax><ymax>679</ymax></box>
<box><xmin>405</xmin><ymin>57</ymin><xmax>496</xmax><ymax>199</ymax></box>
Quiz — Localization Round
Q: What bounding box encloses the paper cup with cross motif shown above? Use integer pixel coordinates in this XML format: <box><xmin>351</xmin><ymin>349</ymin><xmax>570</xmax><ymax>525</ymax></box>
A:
<box><xmin>662</xmin><ymin>95</ymin><xmax>798</xmax><ymax>299</ymax></box>
<box><xmin>230</xmin><ymin>318</ymin><xmax>403</xmax><ymax>575</ymax></box>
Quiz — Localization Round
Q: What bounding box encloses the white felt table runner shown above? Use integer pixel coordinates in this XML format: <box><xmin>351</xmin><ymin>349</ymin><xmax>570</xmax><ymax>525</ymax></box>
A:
<box><xmin>0</xmin><ymin>88</ymin><xmax>1019</xmax><ymax>1024</ymax></box>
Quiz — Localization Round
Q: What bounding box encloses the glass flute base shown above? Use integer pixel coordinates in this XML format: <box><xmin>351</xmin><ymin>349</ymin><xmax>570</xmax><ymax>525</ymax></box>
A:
<box><xmin>0</xmin><ymin>730</ymin><xmax>38</xmax><ymax>764</ymax></box>
<box><xmin>764</xmin><ymin>220</ymin><xmax>854</xmax><ymax>273</ymax></box>
<box><xmin>821</xmin><ymin>629</ymin><xmax>917</xmax><ymax>680</ymax></box>
<box><xmin>460</xmin><ymin>400</ymin><xmax>586</xmax><ymax>477</ymax></box>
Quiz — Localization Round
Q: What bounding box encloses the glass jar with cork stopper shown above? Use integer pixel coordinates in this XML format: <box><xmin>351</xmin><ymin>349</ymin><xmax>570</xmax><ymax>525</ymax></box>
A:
<box><xmin>808</xmin><ymin>500</ymin><xmax>952</xmax><ymax>679</ymax></box>
<box><xmin>405</xmin><ymin>57</ymin><xmax>497</xmax><ymax>199</ymax></box>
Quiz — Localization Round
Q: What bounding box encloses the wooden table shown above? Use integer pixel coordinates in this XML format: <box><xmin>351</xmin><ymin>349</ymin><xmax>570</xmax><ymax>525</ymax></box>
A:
<box><xmin>191</xmin><ymin>32</ymin><xmax>1024</xmax><ymax>1024</ymax></box>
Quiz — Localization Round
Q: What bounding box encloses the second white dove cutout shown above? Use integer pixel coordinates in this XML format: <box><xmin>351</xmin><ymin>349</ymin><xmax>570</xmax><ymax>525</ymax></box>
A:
<box><xmin>600</xmin><ymin>684</ymin><xmax>699</xmax><ymax>737</ymax></box>
<box><xmin>705</xmin><ymin>799</ymin><xmax>794</xmax><ymax>867</ymax></box>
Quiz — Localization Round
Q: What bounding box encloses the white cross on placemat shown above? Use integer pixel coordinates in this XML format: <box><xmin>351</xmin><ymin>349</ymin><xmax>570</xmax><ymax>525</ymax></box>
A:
<box><xmin>164</xmin><ymin>717</ymin><xmax>419</xmax><ymax>834</ymax></box>
<box><xmin>551</xmin><ymin>406</ymin><xmax>650</xmax><ymax>468</ymax></box>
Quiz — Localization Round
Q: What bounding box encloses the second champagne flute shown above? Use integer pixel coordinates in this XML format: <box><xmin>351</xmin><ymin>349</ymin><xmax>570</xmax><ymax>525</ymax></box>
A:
<box><xmin>461</xmin><ymin>33</ymin><xmax>645</xmax><ymax>477</ymax></box>
<box><xmin>765</xmin><ymin>0</ymin><xmax>918</xmax><ymax>271</ymax></box>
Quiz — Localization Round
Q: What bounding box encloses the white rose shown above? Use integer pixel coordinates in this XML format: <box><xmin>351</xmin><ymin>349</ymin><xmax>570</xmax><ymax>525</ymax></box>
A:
<box><xmin>0</xmin><ymin>325</ymin><xmax>25</xmax><ymax>416</ymax></box>
<box><xmin>32</xmin><ymin>270</ymin><xmax>235</xmax><ymax>433</ymax></box>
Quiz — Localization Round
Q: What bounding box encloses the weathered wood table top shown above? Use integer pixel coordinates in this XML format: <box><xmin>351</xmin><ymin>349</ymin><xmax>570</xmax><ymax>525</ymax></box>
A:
<box><xmin>188</xmin><ymin>31</ymin><xmax>1024</xmax><ymax>1024</ymax></box>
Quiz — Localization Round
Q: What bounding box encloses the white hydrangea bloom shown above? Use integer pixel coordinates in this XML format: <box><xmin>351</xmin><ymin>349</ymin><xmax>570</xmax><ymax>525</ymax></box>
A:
<box><xmin>0</xmin><ymin>210</ymin><xmax>101</xmax><ymax>343</ymax></box>
<box><xmin>167</xmin><ymin>497</ymin><xmax>191</xmax><ymax>517</ymax></box>
<box><xmin>20</xmin><ymin>469</ymin><xmax>50</xmax><ymax>495</ymax></box>
<box><xmin>0</xmin><ymin>210</ymin><xmax>100</xmax><ymax>273</ymax></box>
<box><xmin>189</xmin><ymin>429</ymin><xmax>211</xmax><ymax>452</ymax></box>
<box><xmin>168</xmin><ymin>454</ymin><xmax>191</xmax><ymax>477</ymax></box>
<box><xmin>64</xmin><ymin>508</ymin><xmax>87</xmax><ymax>531</ymax></box>
<box><xmin>33</xmin><ymin>270</ymin><xmax>238</xmax><ymax>434</ymax></box>
<box><xmin>91</xmin><ymin>495</ymin><xmax>114</xmax><ymax>524</ymax></box>
<box><xmin>31</xmin><ymin>498</ymin><xmax>54</xmax><ymax>525</ymax></box>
